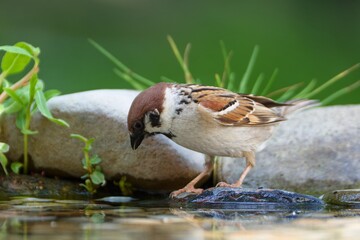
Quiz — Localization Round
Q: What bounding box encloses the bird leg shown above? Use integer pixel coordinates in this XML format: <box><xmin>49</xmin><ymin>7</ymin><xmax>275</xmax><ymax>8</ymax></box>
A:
<box><xmin>170</xmin><ymin>156</ymin><xmax>214</xmax><ymax>198</ymax></box>
<box><xmin>216</xmin><ymin>151</ymin><xmax>255</xmax><ymax>188</ymax></box>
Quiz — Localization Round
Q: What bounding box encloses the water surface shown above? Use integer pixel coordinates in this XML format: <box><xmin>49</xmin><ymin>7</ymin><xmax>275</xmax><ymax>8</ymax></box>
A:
<box><xmin>0</xmin><ymin>196</ymin><xmax>359</xmax><ymax>239</ymax></box>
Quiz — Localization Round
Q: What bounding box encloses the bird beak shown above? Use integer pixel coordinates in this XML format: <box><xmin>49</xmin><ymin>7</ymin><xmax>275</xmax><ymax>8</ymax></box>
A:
<box><xmin>130</xmin><ymin>132</ymin><xmax>145</xmax><ymax>150</ymax></box>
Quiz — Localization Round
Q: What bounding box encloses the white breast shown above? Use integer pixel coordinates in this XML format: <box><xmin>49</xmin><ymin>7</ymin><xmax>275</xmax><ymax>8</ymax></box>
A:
<box><xmin>168</xmin><ymin>101</ymin><xmax>276</xmax><ymax>157</ymax></box>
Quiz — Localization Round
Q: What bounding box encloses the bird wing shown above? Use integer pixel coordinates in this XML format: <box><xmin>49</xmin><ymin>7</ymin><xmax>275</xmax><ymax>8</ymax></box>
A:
<box><xmin>190</xmin><ymin>86</ymin><xmax>286</xmax><ymax>126</ymax></box>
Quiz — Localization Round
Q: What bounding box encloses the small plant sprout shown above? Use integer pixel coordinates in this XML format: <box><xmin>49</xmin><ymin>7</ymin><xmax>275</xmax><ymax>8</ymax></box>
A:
<box><xmin>0</xmin><ymin>142</ymin><xmax>10</xmax><ymax>175</ymax></box>
<box><xmin>70</xmin><ymin>134</ymin><xmax>106</xmax><ymax>194</ymax></box>
<box><xmin>90</xmin><ymin>37</ymin><xmax>360</xmax><ymax>105</ymax></box>
<box><xmin>0</xmin><ymin>42</ymin><xmax>69</xmax><ymax>174</ymax></box>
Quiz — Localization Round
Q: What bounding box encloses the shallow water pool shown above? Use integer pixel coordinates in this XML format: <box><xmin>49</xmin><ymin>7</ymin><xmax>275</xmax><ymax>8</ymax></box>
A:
<box><xmin>0</xmin><ymin>196</ymin><xmax>359</xmax><ymax>240</ymax></box>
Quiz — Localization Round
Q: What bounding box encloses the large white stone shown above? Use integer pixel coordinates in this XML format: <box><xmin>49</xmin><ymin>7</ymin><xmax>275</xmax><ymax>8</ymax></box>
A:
<box><xmin>0</xmin><ymin>90</ymin><xmax>207</xmax><ymax>192</ymax></box>
<box><xmin>215</xmin><ymin>105</ymin><xmax>360</xmax><ymax>194</ymax></box>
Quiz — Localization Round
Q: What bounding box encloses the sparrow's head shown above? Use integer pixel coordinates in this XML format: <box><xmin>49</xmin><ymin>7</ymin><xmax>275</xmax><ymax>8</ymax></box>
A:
<box><xmin>127</xmin><ymin>82</ymin><xmax>172</xmax><ymax>150</ymax></box>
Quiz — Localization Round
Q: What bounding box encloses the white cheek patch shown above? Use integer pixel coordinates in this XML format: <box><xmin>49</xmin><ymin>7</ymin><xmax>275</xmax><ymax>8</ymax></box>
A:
<box><xmin>144</xmin><ymin>88</ymin><xmax>176</xmax><ymax>134</ymax></box>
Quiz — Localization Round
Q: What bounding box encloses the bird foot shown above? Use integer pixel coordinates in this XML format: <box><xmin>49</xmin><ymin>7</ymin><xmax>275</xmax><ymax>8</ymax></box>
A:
<box><xmin>170</xmin><ymin>186</ymin><xmax>204</xmax><ymax>198</ymax></box>
<box><xmin>215</xmin><ymin>182</ymin><xmax>242</xmax><ymax>188</ymax></box>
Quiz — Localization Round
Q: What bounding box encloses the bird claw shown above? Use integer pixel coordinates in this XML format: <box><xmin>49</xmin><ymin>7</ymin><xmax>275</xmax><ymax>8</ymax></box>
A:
<box><xmin>215</xmin><ymin>182</ymin><xmax>242</xmax><ymax>188</ymax></box>
<box><xmin>170</xmin><ymin>186</ymin><xmax>204</xmax><ymax>198</ymax></box>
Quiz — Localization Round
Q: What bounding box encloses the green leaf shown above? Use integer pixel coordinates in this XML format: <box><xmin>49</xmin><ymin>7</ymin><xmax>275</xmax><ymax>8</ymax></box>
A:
<box><xmin>29</xmin><ymin>74</ymin><xmax>38</xmax><ymax>100</ymax></box>
<box><xmin>0</xmin><ymin>143</ymin><xmax>10</xmax><ymax>153</ymax></box>
<box><xmin>0</xmin><ymin>45</ymin><xmax>33</xmax><ymax>58</ymax></box>
<box><xmin>1</xmin><ymin>43</ymin><xmax>33</xmax><ymax>75</ymax></box>
<box><xmin>90</xmin><ymin>155</ymin><xmax>102</xmax><ymax>165</ymax></box>
<box><xmin>3</xmin><ymin>88</ymin><xmax>26</xmax><ymax>106</ymax></box>
<box><xmin>90</xmin><ymin>170</ymin><xmax>105</xmax><ymax>185</ymax></box>
<box><xmin>20</xmin><ymin>42</ymin><xmax>40</xmax><ymax>57</ymax></box>
<box><xmin>0</xmin><ymin>152</ymin><xmax>9</xmax><ymax>176</ymax></box>
<box><xmin>44</xmin><ymin>89</ymin><xmax>61</xmax><ymax>100</ymax></box>
<box><xmin>81</xmin><ymin>173</ymin><xmax>89</xmax><ymax>179</ymax></box>
<box><xmin>3</xmin><ymin>101</ymin><xmax>23</xmax><ymax>114</ymax></box>
<box><xmin>81</xmin><ymin>158</ymin><xmax>86</xmax><ymax>167</ymax></box>
<box><xmin>35</xmin><ymin>90</ymin><xmax>69</xmax><ymax>127</ymax></box>
<box><xmin>11</xmin><ymin>162</ymin><xmax>23</xmax><ymax>174</ymax></box>
<box><xmin>3</xmin><ymin>102</ymin><xmax>23</xmax><ymax>114</ymax></box>
<box><xmin>15</xmin><ymin>109</ymin><xmax>26</xmax><ymax>132</ymax></box>
<box><xmin>21</xmin><ymin>129</ymin><xmax>38</xmax><ymax>135</ymax></box>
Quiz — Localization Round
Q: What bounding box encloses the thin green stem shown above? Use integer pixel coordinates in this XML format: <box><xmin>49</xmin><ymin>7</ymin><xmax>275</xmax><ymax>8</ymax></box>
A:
<box><xmin>23</xmin><ymin>105</ymin><xmax>31</xmax><ymax>174</ymax></box>
<box><xmin>0</xmin><ymin>71</ymin><xmax>8</xmax><ymax>88</ymax></box>
<box><xmin>0</xmin><ymin>65</ymin><xmax>39</xmax><ymax>104</ymax></box>
<box><xmin>304</xmin><ymin>63</ymin><xmax>360</xmax><ymax>99</ymax></box>
<box><xmin>84</xmin><ymin>150</ymin><xmax>92</xmax><ymax>174</ymax></box>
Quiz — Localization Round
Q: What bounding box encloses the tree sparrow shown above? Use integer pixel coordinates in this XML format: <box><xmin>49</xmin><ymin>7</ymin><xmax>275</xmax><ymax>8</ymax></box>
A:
<box><xmin>127</xmin><ymin>82</ymin><xmax>316</xmax><ymax>197</ymax></box>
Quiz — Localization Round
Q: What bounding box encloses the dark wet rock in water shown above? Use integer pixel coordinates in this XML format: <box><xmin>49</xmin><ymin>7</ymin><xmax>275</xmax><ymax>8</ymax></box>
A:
<box><xmin>321</xmin><ymin>189</ymin><xmax>360</xmax><ymax>206</ymax></box>
<box><xmin>171</xmin><ymin>187</ymin><xmax>324</xmax><ymax>209</ymax></box>
<box><xmin>0</xmin><ymin>174</ymin><xmax>90</xmax><ymax>199</ymax></box>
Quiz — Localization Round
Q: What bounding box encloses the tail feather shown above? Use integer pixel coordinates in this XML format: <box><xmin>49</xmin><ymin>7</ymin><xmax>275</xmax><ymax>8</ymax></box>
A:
<box><xmin>278</xmin><ymin>99</ymin><xmax>320</xmax><ymax>117</ymax></box>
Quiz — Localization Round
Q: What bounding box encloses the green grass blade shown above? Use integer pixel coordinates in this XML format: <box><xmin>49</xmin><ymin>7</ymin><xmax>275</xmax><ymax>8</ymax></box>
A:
<box><xmin>35</xmin><ymin>90</ymin><xmax>70</xmax><ymax>127</ymax></box>
<box><xmin>227</xmin><ymin>72</ymin><xmax>236</xmax><ymax>92</ymax></box>
<box><xmin>89</xmin><ymin>39</ymin><xmax>155</xmax><ymax>87</ymax></box>
<box><xmin>215</xmin><ymin>73</ymin><xmax>222</xmax><ymax>87</ymax></box>
<box><xmin>220</xmin><ymin>41</ymin><xmax>233</xmax><ymax>88</ymax></box>
<box><xmin>238</xmin><ymin>45</ymin><xmax>259</xmax><ymax>93</ymax></box>
<box><xmin>304</xmin><ymin>63</ymin><xmax>360</xmax><ymax>99</ymax></box>
<box><xmin>267</xmin><ymin>82</ymin><xmax>303</xmax><ymax>98</ymax></box>
<box><xmin>167</xmin><ymin>35</ymin><xmax>193</xmax><ymax>84</ymax></box>
<box><xmin>293</xmin><ymin>79</ymin><xmax>317</xmax><ymax>99</ymax></box>
<box><xmin>261</xmin><ymin>68</ymin><xmax>279</xmax><ymax>96</ymax></box>
<box><xmin>160</xmin><ymin>76</ymin><xmax>174</xmax><ymax>83</ymax></box>
<box><xmin>277</xmin><ymin>86</ymin><xmax>300</xmax><ymax>102</ymax></box>
<box><xmin>114</xmin><ymin>69</ymin><xmax>145</xmax><ymax>90</ymax></box>
<box><xmin>321</xmin><ymin>80</ymin><xmax>360</xmax><ymax>105</ymax></box>
<box><xmin>251</xmin><ymin>73</ymin><xmax>264</xmax><ymax>95</ymax></box>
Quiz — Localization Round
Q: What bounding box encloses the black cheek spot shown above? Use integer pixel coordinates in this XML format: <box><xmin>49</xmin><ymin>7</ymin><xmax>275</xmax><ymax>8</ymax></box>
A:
<box><xmin>179</xmin><ymin>100</ymin><xmax>189</xmax><ymax>104</ymax></box>
<box><xmin>176</xmin><ymin>108</ymin><xmax>183</xmax><ymax>115</ymax></box>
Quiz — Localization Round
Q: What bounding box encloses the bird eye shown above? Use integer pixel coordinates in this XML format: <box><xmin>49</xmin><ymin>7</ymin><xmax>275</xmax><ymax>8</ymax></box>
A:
<box><xmin>133</xmin><ymin>121</ymin><xmax>143</xmax><ymax>131</ymax></box>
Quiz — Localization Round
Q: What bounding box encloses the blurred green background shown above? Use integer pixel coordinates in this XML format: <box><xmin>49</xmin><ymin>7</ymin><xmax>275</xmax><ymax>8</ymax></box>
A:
<box><xmin>0</xmin><ymin>0</ymin><xmax>359</xmax><ymax>104</ymax></box>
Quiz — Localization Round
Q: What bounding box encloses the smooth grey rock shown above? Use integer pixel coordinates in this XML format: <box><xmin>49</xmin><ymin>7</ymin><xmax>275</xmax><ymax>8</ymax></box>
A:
<box><xmin>0</xmin><ymin>90</ymin><xmax>207</xmax><ymax>192</ymax></box>
<box><xmin>171</xmin><ymin>187</ymin><xmax>323</xmax><ymax>209</ymax></box>
<box><xmin>216</xmin><ymin>105</ymin><xmax>360</xmax><ymax>195</ymax></box>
